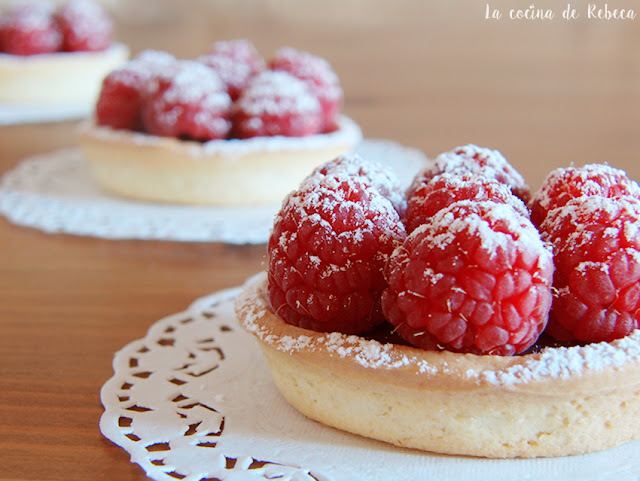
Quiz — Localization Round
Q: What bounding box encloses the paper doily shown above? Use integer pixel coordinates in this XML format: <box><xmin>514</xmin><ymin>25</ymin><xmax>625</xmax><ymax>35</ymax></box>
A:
<box><xmin>0</xmin><ymin>139</ymin><xmax>427</xmax><ymax>244</ymax></box>
<box><xmin>0</xmin><ymin>103</ymin><xmax>91</xmax><ymax>125</ymax></box>
<box><xmin>100</xmin><ymin>287</ymin><xmax>640</xmax><ymax>481</ymax></box>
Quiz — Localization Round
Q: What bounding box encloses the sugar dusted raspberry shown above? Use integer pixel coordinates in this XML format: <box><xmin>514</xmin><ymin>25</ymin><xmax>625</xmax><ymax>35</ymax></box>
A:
<box><xmin>382</xmin><ymin>200</ymin><xmax>553</xmax><ymax>355</ymax></box>
<box><xmin>198</xmin><ymin>39</ymin><xmax>264</xmax><ymax>101</ymax></box>
<box><xmin>268</xmin><ymin>173</ymin><xmax>406</xmax><ymax>334</ymax></box>
<box><xmin>95</xmin><ymin>50</ymin><xmax>175</xmax><ymax>131</ymax></box>
<box><xmin>540</xmin><ymin>196</ymin><xmax>640</xmax><ymax>343</ymax></box>
<box><xmin>307</xmin><ymin>154</ymin><xmax>407</xmax><ymax>216</ymax></box>
<box><xmin>410</xmin><ymin>145</ymin><xmax>530</xmax><ymax>203</ymax></box>
<box><xmin>269</xmin><ymin>46</ymin><xmax>343</xmax><ymax>131</ymax></box>
<box><xmin>135</xmin><ymin>49</ymin><xmax>176</xmax><ymax>66</ymax></box>
<box><xmin>529</xmin><ymin>164</ymin><xmax>640</xmax><ymax>227</ymax></box>
<box><xmin>54</xmin><ymin>0</ymin><xmax>112</xmax><ymax>52</ymax></box>
<box><xmin>96</xmin><ymin>69</ymin><xmax>143</xmax><ymax>130</ymax></box>
<box><xmin>404</xmin><ymin>172</ymin><xmax>529</xmax><ymax>233</ymax></box>
<box><xmin>1</xmin><ymin>4</ymin><xmax>62</xmax><ymax>55</ymax></box>
<box><xmin>210</xmin><ymin>38</ymin><xmax>262</xmax><ymax>64</ymax></box>
<box><xmin>142</xmin><ymin>60</ymin><xmax>232</xmax><ymax>141</ymax></box>
<box><xmin>232</xmin><ymin>70</ymin><xmax>323</xmax><ymax>138</ymax></box>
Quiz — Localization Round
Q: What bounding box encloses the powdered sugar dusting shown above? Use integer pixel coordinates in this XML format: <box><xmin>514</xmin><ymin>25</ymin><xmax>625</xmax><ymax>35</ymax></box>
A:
<box><xmin>207</xmin><ymin>39</ymin><xmax>264</xmax><ymax>71</ymax></box>
<box><xmin>235</xmin><ymin>70</ymin><xmax>320</xmax><ymax>117</ymax></box>
<box><xmin>542</xmin><ymin>196</ymin><xmax>640</xmax><ymax>252</ymax></box>
<box><xmin>271</xmin><ymin>46</ymin><xmax>342</xmax><ymax>101</ymax></box>
<box><xmin>57</xmin><ymin>0</ymin><xmax>113</xmax><ymax>51</ymax></box>
<box><xmin>478</xmin><ymin>329</ymin><xmax>640</xmax><ymax>386</ymax></box>
<box><xmin>533</xmin><ymin>163</ymin><xmax>640</xmax><ymax>213</ymax></box>
<box><xmin>267</xmin><ymin>333</ymin><xmax>315</xmax><ymax>352</ymax></box>
<box><xmin>413</xmin><ymin>144</ymin><xmax>529</xmax><ymax>201</ymax></box>
<box><xmin>105</xmin><ymin>49</ymin><xmax>175</xmax><ymax>89</ymax></box>
<box><xmin>418</xmin><ymin>200</ymin><xmax>545</xmax><ymax>258</ymax></box>
<box><xmin>320</xmin><ymin>332</ymin><xmax>411</xmax><ymax>369</ymax></box>
<box><xmin>199</xmin><ymin>53</ymin><xmax>253</xmax><ymax>89</ymax></box>
<box><xmin>149</xmin><ymin>60</ymin><xmax>228</xmax><ymax>106</ymax></box>
<box><xmin>235</xmin><ymin>273</ymin><xmax>435</xmax><ymax>371</ymax></box>
<box><xmin>273</xmin><ymin>169</ymin><xmax>404</xmax><ymax>259</ymax></box>
<box><xmin>134</xmin><ymin>49</ymin><xmax>176</xmax><ymax>70</ymax></box>
<box><xmin>410</xmin><ymin>172</ymin><xmax>530</xmax><ymax>219</ymax></box>
<box><xmin>84</xmin><ymin>114</ymin><xmax>361</xmax><ymax>157</ymax></box>
<box><xmin>236</xmin><ymin>273</ymin><xmax>640</xmax><ymax>385</ymax></box>
<box><xmin>307</xmin><ymin>153</ymin><xmax>407</xmax><ymax>214</ymax></box>
<box><xmin>3</xmin><ymin>4</ymin><xmax>56</xmax><ymax>31</ymax></box>
<box><xmin>197</xmin><ymin>40</ymin><xmax>264</xmax><ymax>101</ymax></box>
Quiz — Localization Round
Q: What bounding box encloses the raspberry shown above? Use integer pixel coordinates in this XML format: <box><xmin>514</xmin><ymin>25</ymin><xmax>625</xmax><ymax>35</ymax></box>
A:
<box><xmin>1</xmin><ymin>4</ymin><xmax>62</xmax><ymax>55</ymax></box>
<box><xmin>210</xmin><ymin>38</ymin><xmax>263</xmax><ymax>65</ymax></box>
<box><xmin>95</xmin><ymin>50</ymin><xmax>175</xmax><ymax>131</ymax></box>
<box><xmin>142</xmin><ymin>60</ymin><xmax>232</xmax><ymax>141</ymax></box>
<box><xmin>404</xmin><ymin>172</ymin><xmax>530</xmax><ymax>234</ymax></box>
<box><xmin>232</xmin><ymin>70</ymin><xmax>323</xmax><ymax>138</ymax></box>
<box><xmin>410</xmin><ymin>145</ymin><xmax>530</xmax><ymax>203</ymax></box>
<box><xmin>198</xmin><ymin>39</ymin><xmax>264</xmax><ymax>100</ymax></box>
<box><xmin>529</xmin><ymin>164</ymin><xmax>640</xmax><ymax>227</ymax></box>
<box><xmin>382</xmin><ymin>200</ymin><xmax>554</xmax><ymax>355</ymax></box>
<box><xmin>135</xmin><ymin>49</ymin><xmax>176</xmax><ymax>65</ymax></box>
<box><xmin>307</xmin><ymin>153</ymin><xmax>407</xmax><ymax>216</ymax></box>
<box><xmin>540</xmin><ymin>196</ymin><xmax>640</xmax><ymax>343</ymax></box>
<box><xmin>54</xmin><ymin>0</ymin><xmax>112</xmax><ymax>52</ymax></box>
<box><xmin>268</xmin><ymin>173</ymin><xmax>406</xmax><ymax>334</ymax></box>
<box><xmin>269</xmin><ymin>47</ymin><xmax>343</xmax><ymax>131</ymax></box>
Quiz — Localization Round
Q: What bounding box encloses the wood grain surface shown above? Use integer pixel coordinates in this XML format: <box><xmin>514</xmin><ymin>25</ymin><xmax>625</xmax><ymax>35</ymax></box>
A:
<box><xmin>1</xmin><ymin>1</ymin><xmax>639</xmax><ymax>479</ymax></box>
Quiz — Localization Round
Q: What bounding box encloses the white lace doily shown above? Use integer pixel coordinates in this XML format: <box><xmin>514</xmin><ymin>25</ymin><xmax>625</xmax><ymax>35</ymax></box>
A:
<box><xmin>100</xmin><ymin>287</ymin><xmax>640</xmax><ymax>481</ymax></box>
<box><xmin>0</xmin><ymin>140</ymin><xmax>427</xmax><ymax>244</ymax></box>
<box><xmin>0</xmin><ymin>103</ymin><xmax>92</xmax><ymax>125</ymax></box>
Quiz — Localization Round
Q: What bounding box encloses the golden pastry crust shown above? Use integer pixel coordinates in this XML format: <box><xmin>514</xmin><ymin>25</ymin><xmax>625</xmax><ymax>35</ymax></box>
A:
<box><xmin>77</xmin><ymin>115</ymin><xmax>362</xmax><ymax>205</ymax></box>
<box><xmin>0</xmin><ymin>43</ymin><xmax>129</xmax><ymax>106</ymax></box>
<box><xmin>235</xmin><ymin>272</ymin><xmax>640</xmax><ymax>458</ymax></box>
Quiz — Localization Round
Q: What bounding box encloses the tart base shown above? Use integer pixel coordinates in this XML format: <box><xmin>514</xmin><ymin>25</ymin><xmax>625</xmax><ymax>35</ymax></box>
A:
<box><xmin>235</xmin><ymin>272</ymin><xmax>640</xmax><ymax>458</ymax></box>
<box><xmin>0</xmin><ymin>44</ymin><xmax>129</xmax><ymax>106</ymax></box>
<box><xmin>77</xmin><ymin>116</ymin><xmax>362</xmax><ymax>206</ymax></box>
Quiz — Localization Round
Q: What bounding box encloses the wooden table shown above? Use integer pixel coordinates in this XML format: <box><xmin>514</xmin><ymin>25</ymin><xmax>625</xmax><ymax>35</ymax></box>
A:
<box><xmin>2</xmin><ymin>1</ymin><xmax>639</xmax><ymax>479</ymax></box>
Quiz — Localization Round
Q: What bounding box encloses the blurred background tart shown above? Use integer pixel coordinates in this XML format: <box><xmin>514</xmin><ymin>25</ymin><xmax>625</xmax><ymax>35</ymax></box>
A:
<box><xmin>78</xmin><ymin>41</ymin><xmax>362</xmax><ymax>205</ymax></box>
<box><xmin>0</xmin><ymin>0</ymin><xmax>129</xmax><ymax>107</ymax></box>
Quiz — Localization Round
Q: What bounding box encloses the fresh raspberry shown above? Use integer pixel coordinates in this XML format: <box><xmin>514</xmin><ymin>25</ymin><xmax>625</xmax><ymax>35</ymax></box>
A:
<box><xmin>95</xmin><ymin>50</ymin><xmax>175</xmax><ymax>131</ymax></box>
<box><xmin>135</xmin><ymin>49</ymin><xmax>176</xmax><ymax>65</ymax></box>
<box><xmin>307</xmin><ymin>153</ymin><xmax>407</xmax><ymax>216</ymax></box>
<box><xmin>142</xmin><ymin>60</ymin><xmax>232</xmax><ymax>141</ymax></box>
<box><xmin>0</xmin><ymin>4</ymin><xmax>62</xmax><ymax>55</ymax></box>
<box><xmin>410</xmin><ymin>145</ymin><xmax>530</xmax><ymax>203</ymax></box>
<box><xmin>269</xmin><ymin>47</ymin><xmax>343</xmax><ymax>131</ymax></box>
<box><xmin>209</xmin><ymin>38</ymin><xmax>262</xmax><ymax>65</ymax></box>
<box><xmin>382</xmin><ymin>200</ymin><xmax>554</xmax><ymax>355</ymax></box>
<box><xmin>268</xmin><ymin>173</ymin><xmax>406</xmax><ymax>334</ymax></box>
<box><xmin>54</xmin><ymin>0</ymin><xmax>112</xmax><ymax>52</ymax></box>
<box><xmin>198</xmin><ymin>39</ymin><xmax>264</xmax><ymax>100</ymax></box>
<box><xmin>540</xmin><ymin>196</ymin><xmax>640</xmax><ymax>343</ymax></box>
<box><xmin>404</xmin><ymin>172</ymin><xmax>529</xmax><ymax>233</ymax></box>
<box><xmin>529</xmin><ymin>164</ymin><xmax>640</xmax><ymax>227</ymax></box>
<box><xmin>232</xmin><ymin>70</ymin><xmax>323</xmax><ymax>138</ymax></box>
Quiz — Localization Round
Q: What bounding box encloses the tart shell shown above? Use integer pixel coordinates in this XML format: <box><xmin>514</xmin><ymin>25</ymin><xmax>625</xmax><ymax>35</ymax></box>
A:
<box><xmin>235</xmin><ymin>272</ymin><xmax>640</xmax><ymax>458</ymax></box>
<box><xmin>0</xmin><ymin>43</ymin><xmax>129</xmax><ymax>106</ymax></box>
<box><xmin>77</xmin><ymin>115</ymin><xmax>362</xmax><ymax>205</ymax></box>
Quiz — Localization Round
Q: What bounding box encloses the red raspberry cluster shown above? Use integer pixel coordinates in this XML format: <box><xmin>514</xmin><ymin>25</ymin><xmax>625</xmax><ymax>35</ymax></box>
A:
<box><xmin>0</xmin><ymin>1</ymin><xmax>112</xmax><ymax>56</ymax></box>
<box><xmin>536</xmin><ymin>165</ymin><xmax>640</xmax><ymax>344</ymax></box>
<box><xmin>95</xmin><ymin>40</ymin><xmax>343</xmax><ymax>142</ymax></box>
<box><xmin>267</xmin><ymin>145</ymin><xmax>640</xmax><ymax>356</ymax></box>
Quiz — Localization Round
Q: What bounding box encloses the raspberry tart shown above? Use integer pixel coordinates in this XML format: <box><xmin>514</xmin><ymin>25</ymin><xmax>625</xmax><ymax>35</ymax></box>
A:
<box><xmin>78</xmin><ymin>41</ymin><xmax>361</xmax><ymax>205</ymax></box>
<box><xmin>0</xmin><ymin>1</ymin><xmax>128</xmax><ymax>108</ymax></box>
<box><xmin>235</xmin><ymin>148</ymin><xmax>640</xmax><ymax>458</ymax></box>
